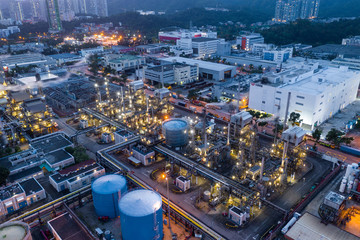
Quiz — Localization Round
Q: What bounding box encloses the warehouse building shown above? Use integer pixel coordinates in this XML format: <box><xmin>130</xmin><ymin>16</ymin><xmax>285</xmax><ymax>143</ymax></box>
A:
<box><xmin>49</xmin><ymin>160</ymin><xmax>105</xmax><ymax>192</ymax></box>
<box><xmin>162</xmin><ymin>57</ymin><xmax>236</xmax><ymax>81</ymax></box>
<box><xmin>249</xmin><ymin>63</ymin><xmax>360</xmax><ymax>130</ymax></box>
<box><xmin>145</xmin><ymin>62</ymin><xmax>199</xmax><ymax>85</ymax></box>
<box><xmin>0</xmin><ymin>178</ymin><xmax>46</xmax><ymax>216</ymax></box>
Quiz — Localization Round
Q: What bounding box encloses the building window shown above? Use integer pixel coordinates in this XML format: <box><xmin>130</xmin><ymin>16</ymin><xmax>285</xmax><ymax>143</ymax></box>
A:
<box><xmin>276</xmin><ymin>91</ymin><xmax>282</xmax><ymax>94</ymax></box>
<box><xmin>275</xmin><ymin>97</ymin><xmax>281</xmax><ymax>100</ymax></box>
<box><xmin>262</xmin><ymin>101</ymin><xmax>266</xmax><ymax>104</ymax></box>
<box><xmin>295</xmin><ymin>102</ymin><xmax>303</xmax><ymax>106</ymax></box>
<box><xmin>320</xmin><ymin>102</ymin><xmax>323</xmax><ymax>105</ymax></box>
<box><xmin>296</xmin><ymin>95</ymin><xmax>305</xmax><ymax>99</ymax></box>
<box><xmin>319</xmin><ymin>109</ymin><xmax>322</xmax><ymax>112</ymax></box>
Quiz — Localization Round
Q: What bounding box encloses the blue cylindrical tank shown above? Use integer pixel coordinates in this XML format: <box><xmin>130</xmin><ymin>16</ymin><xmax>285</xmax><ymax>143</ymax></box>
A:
<box><xmin>162</xmin><ymin>119</ymin><xmax>189</xmax><ymax>147</ymax></box>
<box><xmin>119</xmin><ymin>189</ymin><xmax>163</xmax><ymax>240</ymax></box>
<box><xmin>92</xmin><ymin>174</ymin><xmax>127</xmax><ymax>218</ymax></box>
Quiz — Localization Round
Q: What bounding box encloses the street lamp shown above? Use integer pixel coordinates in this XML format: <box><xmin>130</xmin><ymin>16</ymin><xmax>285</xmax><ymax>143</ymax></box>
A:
<box><xmin>162</xmin><ymin>173</ymin><xmax>172</xmax><ymax>233</ymax></box>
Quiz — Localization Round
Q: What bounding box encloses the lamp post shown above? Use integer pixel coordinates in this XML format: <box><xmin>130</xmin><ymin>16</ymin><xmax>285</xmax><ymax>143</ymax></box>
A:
<box><xmin>162</xmin><ymin>173</ymin><xmax>173</xmax><ymax>235</ymax></box>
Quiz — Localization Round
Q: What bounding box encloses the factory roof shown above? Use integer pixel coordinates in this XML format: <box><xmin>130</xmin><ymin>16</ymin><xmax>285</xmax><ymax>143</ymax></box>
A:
<box><xmin>1</xmin><ymin>53</ymin><xmax>49</xmax><ymax>67</ymax></box>
<box><xmin>9</xmin><ymin>91</ymin><xmax>31</xmax><ymax>102</ymax></box>
<box><xmin>304</xmin><ymin>44</ymin><xmax>360</xmax><ymax>57</ymax></box>
<box><xmin>115</xmin><ymin>129</ymin><xmax>133</xmax><ymax>137</ymax></box>
<box><xmin>163</xmin><ymin>57</ymin><xmax>236</xmax><ymax>72</ymax></box>
<box><xmin>18</xmin><ymin>178</ymin><xmax>43</xmax><ymax>195</ymax></box>
<box><xmin>277</xmin><ymin>67</ymin><xmax>359</xmax><ymax>95</ymax></box>
<box><xmin>8</xmin><ymin>166</ymin><xmax>42</xmax><ymax>183</ymax></box>
<box><xmin>30</xmin><ymin>133</ymin><xmax>72</xmax><ymax>154</ymax></box>
<box><xmin>49</xmin><ymin>53</ymin><xmax>81</xmax><ymax>60</ymax></box>
<box><xmin>192</xmin><ymin>37</ymin><xmax>218</xmax><ymax>43</ymax></box>
<box><xmin>44</xmin><ymin>149</ymin><xmax>73</xmax><ymax>165</ymax></box>
<box><xmin>50</xmin><ymin>160</ymin><xmax>103</xmax><ymax>184</ymax></box>
<box><xmin>324</xmin><ymin>191</ymin><xmax>345</xmax><ymax>206</ymax></box>
<box><xmin>16</xmin><ymin>73</ymin><xmax>58</xmax><ymax>85</ymax></box>
<box><xmin>0</xmin><ymin>183</ymin><xmax>24</xmax><ymax>201</ymax></box>
<box><xmin>230</xmin><ymin>206</ymin><xmax>242</xmax><ymax>215</ymax></box>
<box><xmin>147</xmin><ymin>62</ymin><xmax>191</xmax><ymax>72</ymax></box>
<box><xmin>108</xmin><ymin>55</ymin><xmax>143</xmax><ymax>63</ymax></box>
<box><xmin>48</xmin><ymin>212</ymin><xmax>90</xmax><ymax>240</ymax></box>
<box><xmin>132</xmin><ymin>144</ymin><xmax>154</xmax><ymax>155</ymax></box>
<box><xmin>286</xmin><ymin>212</ymin><xmax>359</xmax><ymax>240</ymax></box>
<box><xmin>177</xmin><ymin>176</ymin><xmax>188</xmax><ymax>182</ymax></box>
<box><xmin>23</xmin><ymin>98</ymin><xmax>47</xmax><ymax>113</ymax></box>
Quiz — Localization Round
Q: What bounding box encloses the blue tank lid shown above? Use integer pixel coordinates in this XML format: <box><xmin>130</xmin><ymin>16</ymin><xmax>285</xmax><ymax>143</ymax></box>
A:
<box><xmin>92</xmin><ymin>174</ymin><xmax>126</xmax><ymax>194</ymax></box>
<box><xmin>163</xmin><ymin>119</ymin><xmax>187</xmax><ymax>130</ymax></box>
<box><xmin>119</xmin><ymin>189</ymin><xmax>162</xmax><ymax>217</ymax></box>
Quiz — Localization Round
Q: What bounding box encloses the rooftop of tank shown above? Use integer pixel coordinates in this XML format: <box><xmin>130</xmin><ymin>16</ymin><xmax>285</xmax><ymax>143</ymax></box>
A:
<box><xmin>163</xmin><ymin>119</ymin><xmax>187</xmax><ymax>130</ymax></box>
<box><xmin>0</xmin><ymin>224</ymin><xmax>26</xmax><ymax>240</ymax></box>
<box><xmin>92</xmin><ymin>174</ymin><xmax>126</xmax><ymax>194</ymax></box>
<box><xmin>119</xmin><ymin>189</ymin><xmax>162</xmax><ymax>217</ymax></box>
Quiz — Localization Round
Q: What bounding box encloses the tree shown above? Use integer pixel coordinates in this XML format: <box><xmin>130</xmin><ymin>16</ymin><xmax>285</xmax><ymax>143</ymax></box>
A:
<box><xmin>0</xmin><ymin>167</ymin><xmax>9</xmax><ymax>186</ymax></box>
<box><xmin>71</xmin><ymin>146</ymin><xmax>90</xmax><ymax>163</ymax></box>
<box><xmin>88</xmin><ymin>54</ymin><xmax>100</xmax><ymax>76</ymax></box>
<box><xmin>325</xmin><ymin>128</ymin><xmax>345</xmax><ymax>146</ymax></box>
<box><xmin>65</xmin><ymin>146</ymin><xmax>75</xmax><ymax>154</ymax></box>
<box><xmin>341</xmin><ymin>137</ymin><xmax>354</xmax><ymax>146</ymax></box>
<box><xmin>312</xmin><ymin>128</ymin><xmax>322</xmax><ymax>142</ymax></box>
<box><xmin>187</xmin><ymin>89</ymin><xmax>199</xmax><ymax>100</ymax></box>
<box><xmin>289</xmin><ymin>112</ymin><xmax>302</xmax><ymax>126</ymax></box>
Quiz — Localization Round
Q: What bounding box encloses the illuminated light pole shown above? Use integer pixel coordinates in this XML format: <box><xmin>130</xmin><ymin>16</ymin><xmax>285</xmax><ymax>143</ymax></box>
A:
<box><xmin>162</xmin><ymin>173</ymin><xmax>173</xmax><ymax>235</ymax></box>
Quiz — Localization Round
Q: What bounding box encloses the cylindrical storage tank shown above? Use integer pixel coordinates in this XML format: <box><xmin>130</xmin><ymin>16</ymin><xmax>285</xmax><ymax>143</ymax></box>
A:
<box><xmin>339</xmin><ymin>178</ymin><xmax>347</xmax><ymax>193</ymax></box>
<box><xmin>347</xmin><ymin>181</ymin><xmax>353</xmax><ymax>193</ymax></box>
<box><xmin>119</xmin><ymin>189</ymin><xmax>163</xmax><ymax>240</ymax></box>
<box><xmin>353</xmin><ymin>179</ymin><xmax>359</xmax><ymax>191</ymax></box>
<box><xmin>92</xmin><ymin>174</ymin><xmax>127</xmax><ymax>218</ymax></box>
<box><xmin>203</xmin><ymin>190</ymin><xmax>211</xmax><ymax>201</ymax></box>
<box><xmin>0</xmin><ymin>221</ymin><xmax>32</xmax><ymax>240</ymax></box>
<box><xmin>162</xmin><ymin>119</ymin><xmax>189</xmax><ymax>147</ymax></box>
<box><xmin>345</xmin><ymin>165</ymin><xmax>353</xmax><ymax>179</ymax></box>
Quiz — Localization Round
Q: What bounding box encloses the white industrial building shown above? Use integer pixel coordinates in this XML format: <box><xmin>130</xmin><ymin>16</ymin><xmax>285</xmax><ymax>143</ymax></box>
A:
<box><xmin>176</xmin><ymin>176</ymin><xmax>191</xmax><ymax>192</ymax></box>
<box><xmin>131</xmin><ymin>144</ymin><xmax>155</xmax><ymax>166</ymax></box>
<box><xmin>49</xmin><ymin>160</ymin><xmax>105</xmax><ymax>192</ymax></box>
<box><xmin>144</xmin><ymin>62</ymin><xmax>199</xmax><ymax>85</ymax></box>
<box><xmin>0</xmin><ymin>178</ymin><xmax>46</xmax><ymax>216</ymax></box>
<box><xmin>162</xmin><ymin>57</ymin><xmax>236</xmax><ymax>81</ymax></box>
<box><xmin>80</xmin><ymin>46</ymin><xmax>104</xmax><ymax>57</ymax></box>
<box><xmin>249</xmin><ymin>63</ymin><xmax>360</xmax><ymax>130</ymax></box>
<box><xmin>175</xmin><ymin>37</ymin><xmax>222</xmax><ymax>57</ymax></box>
<box><xmin>236</xmin><ymin>33</ymin><xmax>264</xmax><ymax>51</ymax></box>
<box><xmin>106</xmin><ymin>54</ymin><xmax>146</xmax><ymax>72</ymax></box>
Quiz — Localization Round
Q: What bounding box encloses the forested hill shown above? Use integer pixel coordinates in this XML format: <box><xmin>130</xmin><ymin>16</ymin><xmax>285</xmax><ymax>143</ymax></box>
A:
<box><xmin>108</xmin><ymin>0</ymin><xmax>360</xmax><ymax>19</ymax></box>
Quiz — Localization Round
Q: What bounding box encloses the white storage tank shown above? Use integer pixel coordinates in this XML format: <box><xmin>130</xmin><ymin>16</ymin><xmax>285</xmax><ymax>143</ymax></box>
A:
<box><xmin>119</xmin><ymin>189</ymin><xmax>163</xmax><ymax>240</ymax></box>
<box><xmin>339</xmin><ymin>177</ymin><xmax>347</xmax><ymax>193</ymax></box>
<box><xmin>0</xmin><ymin>221</ymin><xmax>32</xmax><ymax>240</ymax></box>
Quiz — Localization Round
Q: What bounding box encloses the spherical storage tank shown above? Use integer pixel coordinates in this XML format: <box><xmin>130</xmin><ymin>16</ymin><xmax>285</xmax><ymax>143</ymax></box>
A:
<box><xmin>162</xmin><ymin>119</ymin><xmax>189</xmax><ymax>147</ymax></box>
<box><xmin>119</xmin><ymin>189</ymin><xmax>163</xmax><ymax>240</ymax></box>
<box><xmin>92</xmin><ymin>174</ymin><xmax>127</xmax><ymax>218</ymax></box>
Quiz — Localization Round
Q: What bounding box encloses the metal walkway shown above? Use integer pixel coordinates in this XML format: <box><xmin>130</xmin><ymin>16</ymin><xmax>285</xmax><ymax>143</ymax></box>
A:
<box><xmin>154</xmin><ymin>145</ymin><xmax>255</xmax><ymax>198</ymax></box>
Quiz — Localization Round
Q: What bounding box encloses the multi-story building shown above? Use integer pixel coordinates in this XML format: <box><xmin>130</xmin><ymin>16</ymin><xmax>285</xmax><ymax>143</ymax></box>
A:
<box><xmin>263</xmin><ymin>48</ymin><xmax>293</xmax><ymax>63</ymax></box>
<box><xmin>236</xmin><ymin>33</ymin><xmax>264</xmax><ymax>51</ymax></box>
<box><xmin>9</xmin><ymin>0</ymin><xmax>24</xmax><ymax>22</ymax></box>
<box><xmin>107</xmin><ymin>55</ymin><xmax>145</xmax><ymax>73</ymax></box>
<box><xmin>145</xmin><ymin>62</ymin><xmax>199</xmax><ymax>85</ymax></box>
<box><xmin>342</xmin><ymin>36</ymin><xmax>360</xmax><ymax>46</ymax></box>
<box><xmin>80</xmin><ymin>46</ymin><xmax>104</xmax><ymax>57</ymax></box>
<box><xmin>163</xmin><ymin>57</ymin><xmax>236</xmax><ymax>81</ymax></box>
<box><xmin>131</xmin><ymin>144</ymin><xmax>155</xmax><ymax>166</ymax></box>
<box><xmin>300</xmin><ymin>0</ymin><xmax>320</xmax><ymax>19</ymax></box>
<box><xmin>274</xmin><ymin>0</ymin><xmax>320</xmax><ymax>22</ymax></box>
<box><xmin>191</xmin><ymin>38</ymin><xmax>221</xmax><ymax>57</ymax></box>
<box><xmin>31</xmin><ymin>0</ymin><xmax>47</xmax><ymax>21</ymax></box>
<box><xmin>49</xmin><ymin>159</ymin><xmax>105</xmax><ymax>192</ymax></box>
<box><xmin>0</xmin><ymin>53</ymin><xmax>56</xmax><ymax>71</ymax></box>
<box><xmin>249</xmin><ymin>63</ymin><xmax>360</xmax><ymax>130</ymax></box>
<box><xmin>46</xmin><ymin>0</ymin><xmax>63</xmax><ymax>32</ymax></box>
<box><xmin>0</xmin><ymin>178</ymin><xmax>46</xmax><ymax>216</ymax></box>
<box><xmin>0</xmin><ymin>26</ymin><xmax>20</xmax><ymax>38</ymax></box>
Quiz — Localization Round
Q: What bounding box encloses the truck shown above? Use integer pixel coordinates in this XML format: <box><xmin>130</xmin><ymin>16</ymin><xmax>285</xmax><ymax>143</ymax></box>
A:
<box><xmin>281</xmin><ymin>212</ymin><xmax>301</xmax><ymax>235</ymax></box>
